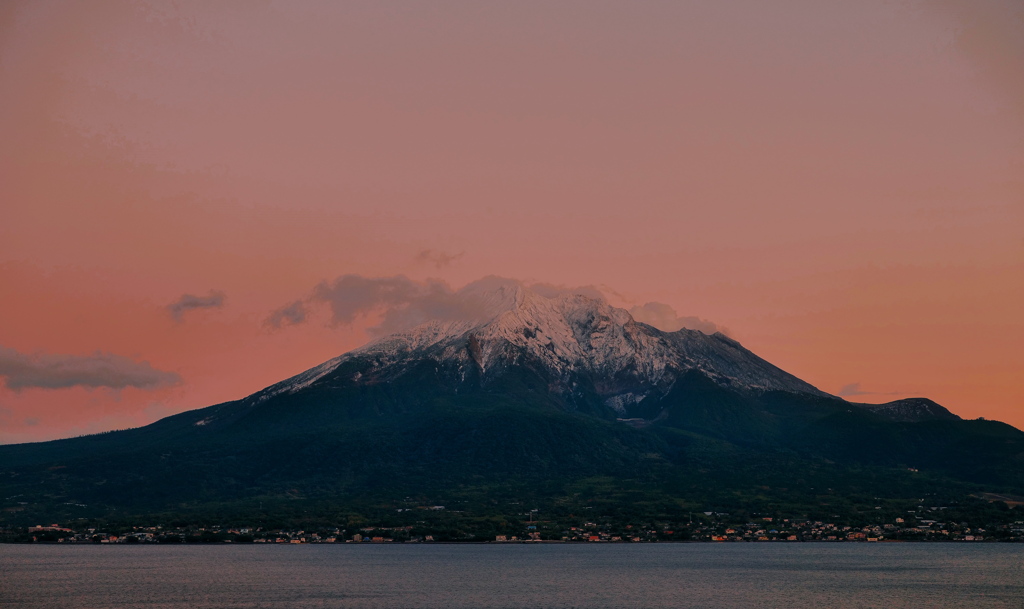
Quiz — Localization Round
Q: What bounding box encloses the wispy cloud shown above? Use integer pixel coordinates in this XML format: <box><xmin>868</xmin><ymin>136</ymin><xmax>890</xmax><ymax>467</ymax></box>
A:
<box><xmin>268</xmin><ymin>275</ymin><xmax>572</xmax><ymax>336</ymax></box>
<box><xmin>415</xmin><ymin>249</ymin><xmax>464</xmax><ymax>269</ymax></box>
<box><xmin>629</xmin><ymin>302</ymin><xmax>727</xmax><ymax>336</ymax></box>
<box><xmin>167</xmin><ymin>290</ymin><xmax>225</xmax><ymax>322</ymax></box>
<box><xmin>838</xmin><ymin>382</ymin><xmax>904</xmax><ymax>398</ymax></box>
<box><xmin>927</xmin><ymin>0</ymin><xmax>1024</xmax><ymax>120</ymax></box>
<box><xmin>530</xmin><ymin>282</ymin><xmax>607</xmax><ymax>302</ymax></box>
<box><xmin>838</xmin><ymin>382</ymin><xmax>868</xmax><ymax>397</ymax></box>
<box><xmin>265</xmin><ymin>300</ymin><xmax>308</xmax><ymax>329</ymax></box>
<box><xmin>0</xmin><ymin>346</ymin><xmax>181</xmax><ymax>391</ymax></box>
<box><xmin>310</xmin><ymin>274</ymin><xmax>495</xmax><ymax>336</ymax></box>
<box><xmin>267</xmin><ymin>275</ymin><xmax>731</xmax><ymax>343</ymax></box>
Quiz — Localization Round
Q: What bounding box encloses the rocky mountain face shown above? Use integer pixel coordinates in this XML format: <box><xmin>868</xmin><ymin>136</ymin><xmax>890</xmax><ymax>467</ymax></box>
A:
<box><xmin>240</xmin><ymin>278</ymin><xmax>964</xmax><ymax>431</ymax></box>
<box><xmin>250</xmin><ymin>279</ymin><xmax>829</xmax><ymax>421</ymax></box>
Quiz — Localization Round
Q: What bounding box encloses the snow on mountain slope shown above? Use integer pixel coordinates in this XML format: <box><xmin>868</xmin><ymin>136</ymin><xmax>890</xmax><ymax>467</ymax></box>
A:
<box><xmin>255</xmin><ymin>278</ymin><xmax>829</xmax><ymax>410</ymax></box>
<box><xmin>854</xmin><ymin>398</ymin><xmax>961</xmax><ymax>422</ymax></box>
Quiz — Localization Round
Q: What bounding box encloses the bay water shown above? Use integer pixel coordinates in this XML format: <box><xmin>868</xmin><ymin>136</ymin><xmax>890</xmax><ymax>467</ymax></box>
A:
<box><xmin>2</xmin><ymin>543</ymin><xmax>1021</xmax><ymax>608</ymax></box>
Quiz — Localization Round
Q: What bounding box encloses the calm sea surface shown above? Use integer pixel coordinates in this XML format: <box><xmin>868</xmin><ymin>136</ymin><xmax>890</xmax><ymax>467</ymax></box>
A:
<box><xmin>1</xmin><ymin>543</ymin><xmax>1022</xmax><ymax>609</ymax></box>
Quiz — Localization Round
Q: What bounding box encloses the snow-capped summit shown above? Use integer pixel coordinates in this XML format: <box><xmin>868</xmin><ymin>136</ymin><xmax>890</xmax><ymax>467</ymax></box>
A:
<box><xmin>257</xmin><ymin>278</ymin><xmax>828</xmax><ymax>415</ymax></box>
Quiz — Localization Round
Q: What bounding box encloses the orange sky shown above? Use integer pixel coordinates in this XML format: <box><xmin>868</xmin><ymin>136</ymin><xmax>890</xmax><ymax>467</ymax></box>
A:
<box><xmin>1</xmin><ymin>0</ymin><xmax>1022</xmax><ymax>443</ymax></box>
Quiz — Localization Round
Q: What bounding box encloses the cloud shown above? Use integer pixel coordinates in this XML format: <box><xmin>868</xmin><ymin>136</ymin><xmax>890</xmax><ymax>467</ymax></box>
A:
<box><xmin>269</xmin><ymin>274</ymin><xmax>582</xmax><ymax>336</ymax></box>
<box><xmin>838</xmin><ymin>382</ymin><xmax>904</xmax><ymax>398</ymax></box>
<box><xmin>838</xmin><ymin>382</ymin><xmax>869</xmax><ymax>397</ymax></box>
<box><xmin>269</xmin><ymin>276</ymin><xmax>733</xmax><ymax>341</ymax></box>
<box><xmin>310</xmin><ymin>274</ymin><xmax>502</xmax><ymax>336</ymax></box>
<box><xmin>0</xmin><ymin>346</ymin><xmax>181</xmax><ymax>391</ymax></box>
<box><xmin>928</xmin><ymin>0</ymin><xmax>1024</xmax><ymax>119</ymax></box>
<box><xmin>166</xmin><ymin>290</ymin><xmax>225</xmax><ymax>321</ymax></box>
<box><xmin>265</xmin><ymin>300</ymin><xmax>307</xmax><ymax>329</ymax></box>
<box><xmin>415</xmin><ymin>249</ymin><xmax>464</xmax><ymax>269</ymax></box>
<box><xmin>628</xmin><ymin>302</ymin><xmax>727</xmax><ymax>336</ymax></box>
<box><xmin>529</xmin><ymin>282</ymin><xmax>607</xmax><ymax>302</ymax></box>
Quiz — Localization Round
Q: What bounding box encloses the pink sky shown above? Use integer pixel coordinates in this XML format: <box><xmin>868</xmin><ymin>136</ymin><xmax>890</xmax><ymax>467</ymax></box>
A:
<box><xmin>1</xmin><ymin>0</ymin><xmax>1022</xmax><ymax>443</ymax></box>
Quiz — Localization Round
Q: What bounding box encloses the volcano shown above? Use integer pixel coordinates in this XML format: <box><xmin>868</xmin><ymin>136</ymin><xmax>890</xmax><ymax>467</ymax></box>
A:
<box><xmin>1</xmin><ymin>278</ymin><xmax>1021</xmax><ymax>526</ymax></box>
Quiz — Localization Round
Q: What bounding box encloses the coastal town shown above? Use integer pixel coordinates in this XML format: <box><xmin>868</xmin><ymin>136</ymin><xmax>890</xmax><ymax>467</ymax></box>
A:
<box><xmin>11</xmin><ymin>515</ymin><xmax>1024</xmax><ymax>544</ymax></box>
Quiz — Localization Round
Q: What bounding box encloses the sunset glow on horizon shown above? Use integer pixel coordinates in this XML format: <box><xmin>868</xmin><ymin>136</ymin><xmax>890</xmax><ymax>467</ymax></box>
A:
<box><xmin>1</xmin><ymin>0</ymin><xmax>1022</xmax><ymax>443</ymax></box>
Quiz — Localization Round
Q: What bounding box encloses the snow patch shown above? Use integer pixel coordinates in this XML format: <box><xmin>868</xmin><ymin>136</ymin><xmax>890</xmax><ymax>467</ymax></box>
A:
<box><xmin>605</xmin><ymin>393</ymin><xmax>647</xmax><ymax>414</ymax></box>
<box><xmin>242</xmin><ymin>280</ymin><xmax>829</xmax><ymax>403</ymax></box>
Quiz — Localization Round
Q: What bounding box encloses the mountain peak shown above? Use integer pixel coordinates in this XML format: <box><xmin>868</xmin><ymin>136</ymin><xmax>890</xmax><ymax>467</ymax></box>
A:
<box><xmin>259</xmin><ymin>280</ymin><xmax>829</xmax><ymax>414</ymax></box>
<box><xmin>353</xmin><ymin>278</ymin><xmax>625</xmax><ymax>355</ymax></box>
